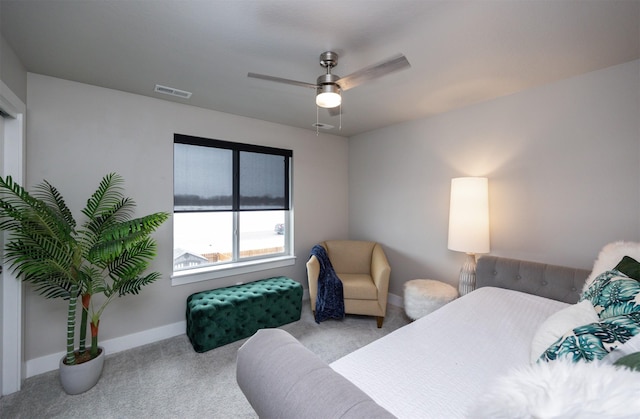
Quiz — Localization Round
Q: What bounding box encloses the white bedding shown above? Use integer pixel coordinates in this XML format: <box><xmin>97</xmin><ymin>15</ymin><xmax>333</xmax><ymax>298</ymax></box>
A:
<box><xmin>330</xmin><ymin>287</ymin><xmax>568</xmax><ymax>418</ymax></box>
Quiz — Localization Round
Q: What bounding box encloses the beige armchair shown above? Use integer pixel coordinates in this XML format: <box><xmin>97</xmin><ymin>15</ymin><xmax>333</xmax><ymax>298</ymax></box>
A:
<box><xmin>306</xmin><ymin>240</ymin><xmax>391</xmax><ymax>328</ymax></box>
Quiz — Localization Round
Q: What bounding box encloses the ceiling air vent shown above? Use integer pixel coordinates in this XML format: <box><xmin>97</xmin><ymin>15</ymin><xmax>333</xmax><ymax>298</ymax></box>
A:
<box><xmin>154</xmin><ymin>84</ymin><xmax>192</xmax><ymax>99</ymax></box>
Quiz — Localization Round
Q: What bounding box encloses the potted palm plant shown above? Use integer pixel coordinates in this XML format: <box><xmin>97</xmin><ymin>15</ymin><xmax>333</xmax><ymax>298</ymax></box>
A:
<box><xmin>0</xmin><ymin>173</ymin><xmax>168</xmax><ymax>394</ymax></box>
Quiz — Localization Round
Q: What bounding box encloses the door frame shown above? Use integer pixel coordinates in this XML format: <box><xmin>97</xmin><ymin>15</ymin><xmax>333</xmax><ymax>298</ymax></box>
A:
<box><xmin>0</xmin><ymin>79</ymin><xmax>26</xmax><ymax>395</ymax></box>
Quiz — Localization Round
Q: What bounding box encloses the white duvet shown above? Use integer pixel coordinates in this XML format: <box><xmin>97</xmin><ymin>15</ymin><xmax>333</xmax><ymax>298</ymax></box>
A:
<box><xmin>330</xmin><ymin>287</ymin><xmax>568</xmax><ymax>418</ymax></box>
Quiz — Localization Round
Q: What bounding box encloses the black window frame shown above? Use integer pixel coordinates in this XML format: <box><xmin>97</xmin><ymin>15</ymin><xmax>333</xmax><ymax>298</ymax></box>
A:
<box><xmin>173</xmin><ymin>133</ymin><xmax>293</xmax><ymax>273</ymax></box>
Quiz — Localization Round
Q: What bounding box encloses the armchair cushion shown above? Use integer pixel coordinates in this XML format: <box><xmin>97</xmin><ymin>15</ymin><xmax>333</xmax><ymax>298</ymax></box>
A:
<box><xmin>341</xmin><ymin>274</ymin><xmax>379</xmax><ymax>300</ymax></box>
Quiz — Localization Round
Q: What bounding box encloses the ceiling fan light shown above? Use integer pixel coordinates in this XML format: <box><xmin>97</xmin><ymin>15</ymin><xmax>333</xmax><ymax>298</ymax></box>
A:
<box><xmin>316</xmin><ymin>84</ymin><xmax>342</xmax><ymax>108</ymax></box>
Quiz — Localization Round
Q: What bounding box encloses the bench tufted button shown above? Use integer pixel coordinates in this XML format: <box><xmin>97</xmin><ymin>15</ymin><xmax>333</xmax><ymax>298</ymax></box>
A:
<box><xmin>515</xmin><ymin>275</ymin><xmax>522</xmax><ymax>280</ymax></box>
<box><xmin>571</xmin><ymin>287</ymin><xmax>577</xmax><ymax>291</ymax></box>
<box><xmin>542</xmin><ymin>281</ymin><xmax>548</xmax><ymax>286</ymax></box>
<box><xmin>493</xmin><ymin>270</ymin><xmax>498</xmax><ymax>275</ymax></box>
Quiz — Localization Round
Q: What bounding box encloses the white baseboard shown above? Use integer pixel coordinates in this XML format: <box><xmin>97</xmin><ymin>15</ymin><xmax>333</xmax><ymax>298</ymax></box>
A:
<box><xmin>26</xmin><ymin>290</ymin><xmax>403</xmax><ymax>378</ymax></box>
<box><xmin>26</xmin><ymin>321</ymin><xmax>186</xmax><ymax>378</ymax></box>
<box><xmin>388</xmin><ymin>292</ymin><xmax>403</xmax><ymax>308</ymax></box>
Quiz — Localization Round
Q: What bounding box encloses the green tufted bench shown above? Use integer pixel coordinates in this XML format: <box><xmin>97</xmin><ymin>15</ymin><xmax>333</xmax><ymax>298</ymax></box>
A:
<box><xmin>186</xmin><ymin>276</ymin><xmax>303</xmax><ymax>352</ymax></box>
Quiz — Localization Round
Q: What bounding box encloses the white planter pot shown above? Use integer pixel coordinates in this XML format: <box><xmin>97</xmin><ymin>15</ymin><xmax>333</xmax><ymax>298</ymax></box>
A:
<box><xmin>58</xmin><ymin>347</ymin><xmax>105</xmax><ymax>395</ymax></box>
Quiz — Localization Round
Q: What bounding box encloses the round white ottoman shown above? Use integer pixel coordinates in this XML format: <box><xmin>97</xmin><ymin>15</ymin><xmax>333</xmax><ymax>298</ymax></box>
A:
<box><xmin>403</xmin><ymin>279</ymin><xmax>459</xmax><ymax>320</ymax></box>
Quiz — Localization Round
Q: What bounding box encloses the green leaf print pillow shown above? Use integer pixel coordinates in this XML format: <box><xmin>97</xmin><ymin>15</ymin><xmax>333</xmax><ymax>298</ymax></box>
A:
<box><xmin>580</xmin><ymin>270</ymin><xmax>640</xmax><ymax>319</ymax></box>
<box><xmin>539</xmin><ymin>313</ymin><xmax>640</xmax><ymax>363</ymax></box>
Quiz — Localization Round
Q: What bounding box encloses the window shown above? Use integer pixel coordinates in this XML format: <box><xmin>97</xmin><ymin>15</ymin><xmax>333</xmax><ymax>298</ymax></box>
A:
<box><xmin>172</xmin><ymin>134</ymin><xmax>293</xmax><ymax>283</ymax></box>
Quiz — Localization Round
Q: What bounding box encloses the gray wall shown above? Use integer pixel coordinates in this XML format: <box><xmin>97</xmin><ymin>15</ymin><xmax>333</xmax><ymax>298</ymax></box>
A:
<box><xmin>18</xmin><ymin>59</ymin><xmax>640</xmax><ymax>365</ymax></box>
<box><xmin>349</xmin><ymin>60</ymin><xmax>640</xmax><ymax>297</ymax></box>
<box><xmin>0</xmin><ymin>35</ymin><xmax>27</xmax><ymax>104</ymax></box>
<box><xmin>24</xmin><ymin>73</ymin><xmax>349</xmax><ymax>361</ymax></box>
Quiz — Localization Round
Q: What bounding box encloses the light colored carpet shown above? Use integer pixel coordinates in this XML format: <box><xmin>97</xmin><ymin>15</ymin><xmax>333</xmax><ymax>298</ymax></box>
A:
<box><xmin>0</xmin><ymin>301</ymin><xmax>410</xmax><ymax>418</ymax></box>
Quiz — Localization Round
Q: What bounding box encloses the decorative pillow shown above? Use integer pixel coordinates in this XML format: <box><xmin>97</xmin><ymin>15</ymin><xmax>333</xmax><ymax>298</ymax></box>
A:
<box><xmin>615</xmin><ymin>255</ymin><xmax>640</xmax><ymax>281</ymax></box>
<box><xmin>583</xmin><ymin>241</ymin><xmax>640</xmax><ymax>292</ymax></box>
<box><xmin>580</xmin><ymin>270</ymin><xmax>640</xmax><ymax>319</ymax></box>
<box><xmin>614</xmin><ymin>352</ymin><xmax>640</xmax><ymax>372</ymax></box>
<box><xmin>539</xmin><ymin>312</ymin><xmax>640</xmax><ymax>363</ymax></box>
<box><xmin>530</xmin><ymin>300</ymin><xmax>599</xmax><ymax>363</ymax></box>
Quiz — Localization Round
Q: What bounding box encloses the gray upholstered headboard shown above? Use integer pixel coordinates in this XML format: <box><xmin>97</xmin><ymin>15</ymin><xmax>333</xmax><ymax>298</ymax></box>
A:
<box><xmin>476</xmin><ymin>255</ymin><xmax>591</xmax><ymax>304</ymax></box>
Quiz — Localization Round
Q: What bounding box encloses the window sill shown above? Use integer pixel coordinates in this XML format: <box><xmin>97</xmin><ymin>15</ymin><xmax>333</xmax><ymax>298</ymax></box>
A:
<box><xmin>171</xmin><ymin>255</ymin><xmax>296</xmax><ymax>286</ymax></box>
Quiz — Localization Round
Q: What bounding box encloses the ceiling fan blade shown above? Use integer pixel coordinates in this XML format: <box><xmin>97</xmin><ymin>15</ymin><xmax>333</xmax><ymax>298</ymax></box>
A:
<box><xmin>337</xmin><ymin>54</ymin><xmax>410</xmax><ymax>91</ymax></box>
<box><xmin>247</xmin><ymin>72</ymin><xmax>317</xmax><ymax>89</ymax></box>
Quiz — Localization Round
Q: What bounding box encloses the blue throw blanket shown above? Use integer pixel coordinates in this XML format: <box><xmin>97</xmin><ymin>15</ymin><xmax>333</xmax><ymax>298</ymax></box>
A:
<box><xmin>309</xmin><ymin>245</ymin><xmax>345</xmax><ymax>323</ymax></box>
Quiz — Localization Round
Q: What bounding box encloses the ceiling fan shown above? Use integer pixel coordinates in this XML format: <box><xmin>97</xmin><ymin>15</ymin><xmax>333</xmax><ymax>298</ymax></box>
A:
<box><xmin>248</xmin><ymin>51</ymin><xmax>411</xmax><ymax>115</ymax></box>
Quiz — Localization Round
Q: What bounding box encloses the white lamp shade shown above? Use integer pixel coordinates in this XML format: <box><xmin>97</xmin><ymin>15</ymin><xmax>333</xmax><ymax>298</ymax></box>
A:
<box><xmin>316</xmin><ymin>91</ymin><xmax>341</xmax><ymax>108</ymax></box>
<box><xmin>316</xmin><ymin>84</ymin><xmax>342</xmax><ymax>108</ymax></box>
<box><xmin>448</xmin><ymin>177</ymin><xmax>490</xmax><ymax>254</ymax></box>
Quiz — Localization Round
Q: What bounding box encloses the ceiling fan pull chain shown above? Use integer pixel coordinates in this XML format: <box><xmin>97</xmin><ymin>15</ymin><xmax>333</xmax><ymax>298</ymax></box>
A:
<box><xmin>339</xmin><ymin>92</ymin><xmax>342</xmax><ymax>130</ymax></box>
<box><xmin>316</xmin><ymin>106</ymin><xmax>320</xmax><ymax>136</ymax></box>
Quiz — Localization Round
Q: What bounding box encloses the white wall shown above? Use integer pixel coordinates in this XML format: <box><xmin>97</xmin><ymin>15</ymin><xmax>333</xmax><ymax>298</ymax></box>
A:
<box><xmin>0</xmin><ymin>35</ymin><xmax>27</xmax><ymax>104</ymax></box>
<box><xmin>24</xmin><ymin>73</ymin><xmax>348</xmax><ymax>363</ymax></box>
<box><xmin>349</xmin><ymin>60</ymin><xmax>640</xmax><ymax>297</ymax></box>
<box><xmin>0</xmin><ymin>36</ymin><xmax>27</xmax><ymax>393</ymax></box>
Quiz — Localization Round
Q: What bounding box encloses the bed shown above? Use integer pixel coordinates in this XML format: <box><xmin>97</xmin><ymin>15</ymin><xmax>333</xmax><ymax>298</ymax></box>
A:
<box><xmin>237</xmin><ymin>250</ymin><xmax>640</xmax><ymax>418</ymax></box>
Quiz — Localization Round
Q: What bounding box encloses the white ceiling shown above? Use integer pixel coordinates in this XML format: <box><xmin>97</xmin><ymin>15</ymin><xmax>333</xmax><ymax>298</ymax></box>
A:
<box><xmin>1</xmin><ymin>0</ymin><xmax>638</xmax><ymax>137</ymax></box>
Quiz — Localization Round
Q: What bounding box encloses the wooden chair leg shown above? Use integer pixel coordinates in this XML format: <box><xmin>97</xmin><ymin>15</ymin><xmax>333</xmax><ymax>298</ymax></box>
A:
<box><xmin>376</xmin><ymin>316</ymin><xmax>384</xmax><ymax>328</ymax></box>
